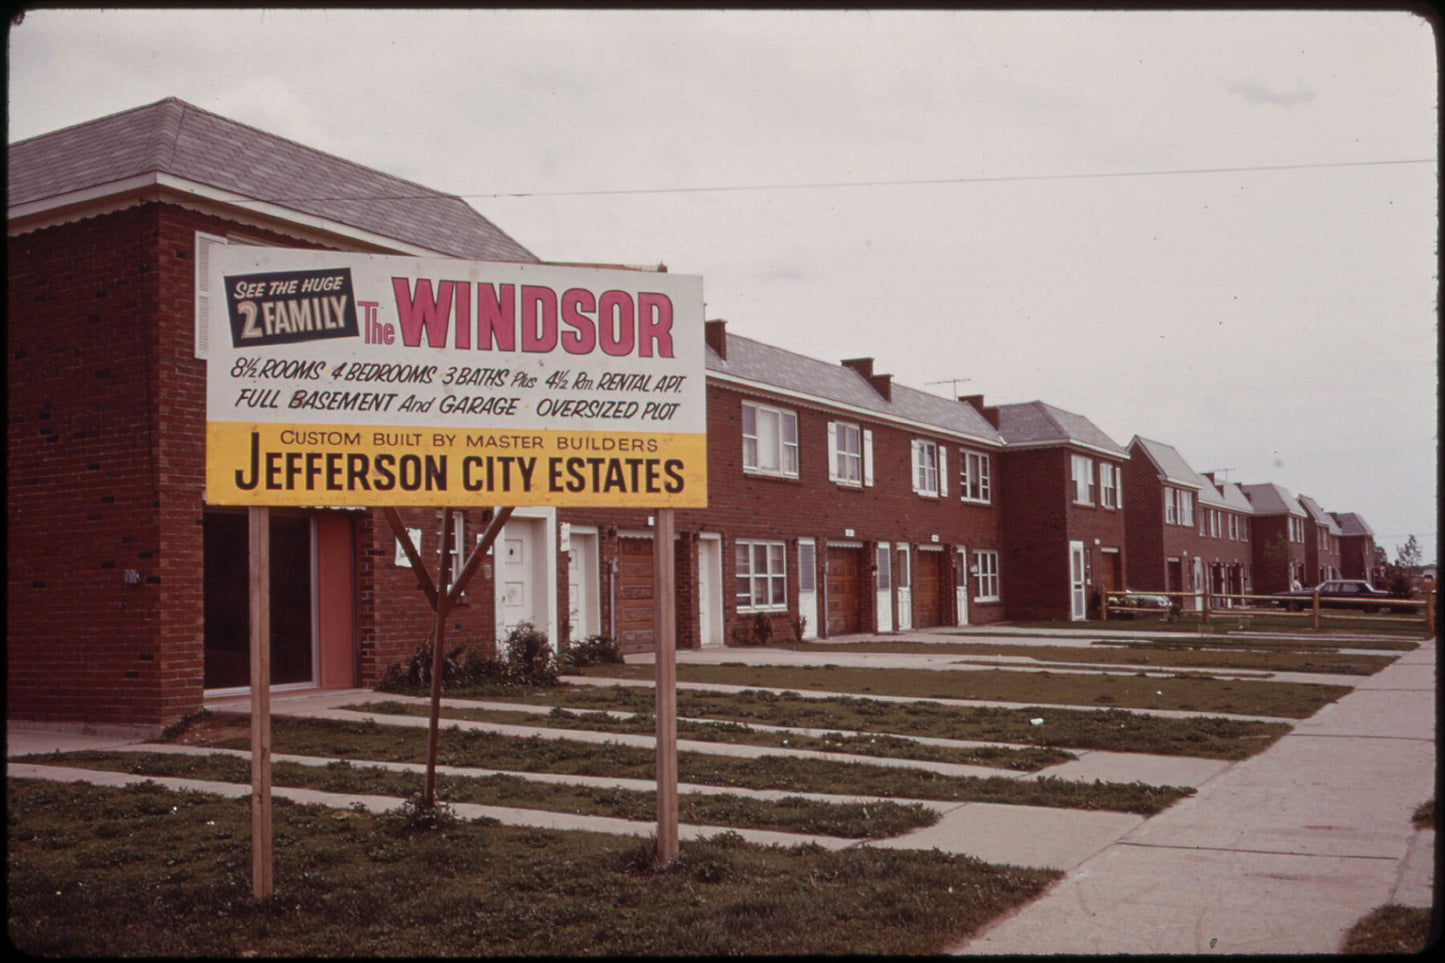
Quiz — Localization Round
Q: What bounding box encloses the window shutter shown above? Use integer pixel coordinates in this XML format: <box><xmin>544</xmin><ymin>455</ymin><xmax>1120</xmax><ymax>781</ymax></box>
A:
<box><xmin>827</xmin><ymin>422</ymin><xmax>839</xmax><ymax>482</ymax></box>
<box><xmin>909</xmin><ymin>440</ymin><xmax>922</xmax><ymax>493</ymax></box>
<box><xmin>863</xmin><ymin>430</ymin><xmax>874</xmax><ymax>486</ymax></box>
<box><xmin>939</xmin><ymin>447</ymin><xmax>948</xmax><ymax>497</ymax></box>
<box><xmin>194</xmin><ymin>231</ymin><xmax>227</xmax><ymax>360</ymax></box>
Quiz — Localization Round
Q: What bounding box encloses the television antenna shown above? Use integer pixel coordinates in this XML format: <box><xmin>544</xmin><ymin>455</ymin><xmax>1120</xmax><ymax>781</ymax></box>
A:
<box><xmin>927</xmin><ymin>377</ymin><xmax>972</xmax><ymax>397</ymax></box>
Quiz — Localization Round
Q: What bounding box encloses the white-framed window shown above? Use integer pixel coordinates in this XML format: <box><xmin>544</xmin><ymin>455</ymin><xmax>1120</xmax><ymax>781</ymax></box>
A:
<box><xmin>912</xmin><ymin>439</ymin><xmax>945</xmax><ymax>496</ymax></box>
<box><xmin>827</xmin><ymin>422</ymin><xmax>873</xmax><ymax>486</ymax></box>
<box><xmin>735</xmin><ymin>540</ymin><xmax>787</xmax><ymax>612</ymax></box>
<box><xmin>959</xmin><ymin>450</ymin><xmax>992</xmax><ymax>503</ymax></box>
<box><xmin>973</xmin><ymin>550</ymin><xmax>1000</xmax><ymax>602</ymax></box>
<box><xmin>1289</xmin><ymin>517</ymin><xmax>1305</xmax><ymax>542</ymax></box>
<box><xmin>1210</xmin><ymin>510</ymin><xmax>1221</xmax><ymax>539</ymax></box>
<box><xmin>831</xmin><ymin>422</ymin><xmax>863</xmax><ymax>484</ymax></box>
<box><xmin>450</xmin><ymin>513</ymin><xmax>470</xmax><ymax>584</ymax></box>
<box><xmin>1071</xmin><ymin>454</ymin><xmax>1094</xmax><ymax>505</ymax></box>
<box><xmin>742</xmin><ymin>401</ymin><xmax>798</xmax><ymax>478</ymax></box>
<box><xmin>1165</xmin><ymin>488</ymin><xmax>1177</xmax><ymax>525</ymax></box>
<box><xmin>1099</xmin><ymin>462</ymin><xmax>1122</xmax><ymax>509</ymax></box>
<box><xmin>1179</xmin><ymin>490</ymin><xmax>1195</xmax><ymax>528</ymax></box>
<box><xmin>194</xmin><ymin>231</ymin><xmax>228</xmax><ymax>360</ymax></box>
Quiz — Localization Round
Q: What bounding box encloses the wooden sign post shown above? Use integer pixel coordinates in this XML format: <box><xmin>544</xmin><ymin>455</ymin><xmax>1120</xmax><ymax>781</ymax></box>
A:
<box><xmin>654</xmin><ymin>508</ymin><xmax>679</xmax><ymax>865</ymax></box>
<box><xmin>248</xmin><ymin>505</ymin><xmax>273</xmax><ymax>899</ymax></box>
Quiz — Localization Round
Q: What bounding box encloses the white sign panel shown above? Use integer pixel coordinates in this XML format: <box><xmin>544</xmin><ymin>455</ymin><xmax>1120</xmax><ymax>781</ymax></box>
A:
<box><xmin>206</xmin><ymin>248</ymin><xmax>706</xmax><ymax>507</ymax></box>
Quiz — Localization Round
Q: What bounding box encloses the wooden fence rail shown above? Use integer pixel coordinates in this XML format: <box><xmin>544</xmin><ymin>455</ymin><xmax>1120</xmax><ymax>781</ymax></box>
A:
<box><xmin>1102</xmin><ymin>588</ymin><xmax>1435</xmax><ymax>634</ymax></box>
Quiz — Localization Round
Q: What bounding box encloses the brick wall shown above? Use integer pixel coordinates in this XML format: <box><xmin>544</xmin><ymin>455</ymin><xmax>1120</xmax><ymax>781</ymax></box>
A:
<box><xmin>563</xmin><ymin>381</ymin><xmax>1007</xmax><ymax>647</ymax></box>
<box><xmin>1250</xmin><ymin>515</ymin><xmax>1306</xmax><ymax>594</ymax></box>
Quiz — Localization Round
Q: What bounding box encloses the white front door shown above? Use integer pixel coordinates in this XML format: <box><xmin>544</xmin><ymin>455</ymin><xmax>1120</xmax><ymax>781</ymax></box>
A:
<box><xmin>1192</xmin><ymin>557</ymin><xmax>1205</xmax><ymax>612</ymax></box>
<box><xmin>797</xmin><ymin>538</ymin><xmax>818</xmax><ymax>639</ymax></box>
<box><xmin>875</xmin><ymin>542</ymin><xmax>893</xmax><ymax>633</ymax></box>
<box><xmin>955</xmin><ymin>547</ymin><xmax>969</xmax><ymax>626</ymax></box>
<box><xmin>896</xmin><ymin>547</ymin><xmax>912</xmax><ymax>631</ymax></box>
<box><xmin>1069</xmin><ymin>541</ymin><xmax>1088</xmax><ymax>621</ymax></box>
<box><xmin>697</xmin><ymin>534</ymin><xmax>724</xmax><ymax>646</ymax></box>
<box><xmin>495</xmin><ymin>510</ymin><xmax>557</xmax><ymax>648</ymax></box>
<box><xmin>567</xmin><ymin>528</ymin><xmax>599</xmax><ymax>641</ymax></box>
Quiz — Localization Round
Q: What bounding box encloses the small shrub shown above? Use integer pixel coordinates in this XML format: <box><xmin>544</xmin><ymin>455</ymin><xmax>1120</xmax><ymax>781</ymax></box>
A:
<box><xmin>380</xmin><ymin>796</ymin><xmax>461</xmax><ymax>835</ymax></box>
<box><xmin>378</xmin><ymin>624</ymin><xmax>558</xmax><ymax>693</ymax></box>
<box><xmin>751</xmin><ymin>613</ymin><xmax>774</xmax><ymax>646</ymax></box>
<box><xmin>561</xmin><ymin>634</ymin><xmax>624</xmax><ymax>670</ymax></box>
<box><xmin>503</xmin><ymin>622</ymin><xmax>558</xmax><ymax>686</ymax></box>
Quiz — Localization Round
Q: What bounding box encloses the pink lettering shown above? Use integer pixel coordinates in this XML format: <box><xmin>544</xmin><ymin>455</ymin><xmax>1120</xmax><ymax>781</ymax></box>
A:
<box><xmin>598</xmin><ymin>291</ymin><xmax>635</xmax><ymax>357</ymax></box>
<box><xmin>392</xmin><ymin>278</ymin><xmax>453</xmax><ymax>348</ymax></box>
<box><xmin>560</xmin><ymin>288</ymin><xmax>597</xmax><ymax>355</ymax></box>
<box><xmin>637</xmin><ymin>292</ymin><xmax>674</xmax><ymax>358</ymax></box>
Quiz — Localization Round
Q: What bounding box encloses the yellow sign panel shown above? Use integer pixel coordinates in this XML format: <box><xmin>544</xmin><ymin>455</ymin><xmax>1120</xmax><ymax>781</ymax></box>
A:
<box><xmin>205</xmin><ymin>250</ymin><xmax>708</xmax><ymax>508</ymax></box>
<box><xmin>207</xmin><ymin>422</ymin><xmax>708</xmax><ymax>507</ymax></box>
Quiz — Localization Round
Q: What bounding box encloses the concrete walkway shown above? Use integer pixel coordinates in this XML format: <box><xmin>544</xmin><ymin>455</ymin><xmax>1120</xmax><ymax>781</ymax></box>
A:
<box><xmin>953</xmin><ymin>633</ymin><xmax>1437</xmax><ymax>955</ymax></box>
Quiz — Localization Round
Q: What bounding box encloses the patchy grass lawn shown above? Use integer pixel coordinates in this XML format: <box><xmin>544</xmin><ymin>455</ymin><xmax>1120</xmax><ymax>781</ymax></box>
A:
<box><xmin>20</xmin><ymin>749</ymin><xmax>938</xmax><ymax>840</ymax></box>
<box><xmin>574</xmin><ymin>662</ymin><xmax>1351</xmax><ymax>718</ymax></box>
<box><xmin>345</xmin><ymin>699</ymin><xmax>1077</xmax><ymax>771</ymax></box>
<box><xmin>166</xmin><ymin>713</ymin><xmax>1194</xmax><ymax>815</ymax></box>
<box><xmin>999</xmin><ymin>616</ymin><xmax>1429</xmax><ymax>640</ymax></box>
<box><xmin>6</xmin><ymin>779</ymin><xmax>1061</xmax><ymax>957</ymax></box>
<box><xmin>448</xmin><ymin>685</ymin><xmax>1290</xmax><ymax>760</ymax></box>
<box><xmin>1340</xmin><ymin>905</ymin><xmax>1436</xmax><ymax>954</ymax></box>
<box><xmin>774</xmin><ymin>639</ymin><xmax>1400</xmax><ymax>675</ymax></box>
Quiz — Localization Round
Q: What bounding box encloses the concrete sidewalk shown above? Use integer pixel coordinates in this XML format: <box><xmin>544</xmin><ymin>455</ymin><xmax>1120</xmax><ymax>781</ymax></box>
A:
<box><xmin>953</xmin><ymin>634</ymin><xmax>1437</xmax><ymax>955</ymax></box>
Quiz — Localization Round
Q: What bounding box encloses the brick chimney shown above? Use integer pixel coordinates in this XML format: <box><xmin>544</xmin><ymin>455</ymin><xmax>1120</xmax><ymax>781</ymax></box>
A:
<box><xmin>704</xmin><ymin>319</ymin><xmax>727</xmax><ymax>360</ymax></box>
<box><xmin>841</xmin><ymin>358</ymin><xmax>892</xmax><ymax>400</ymax></box>
<box><xmin>960</xmin><ymin>394</ymin><xmax>1001</xmax><ymax>428</ymax></box>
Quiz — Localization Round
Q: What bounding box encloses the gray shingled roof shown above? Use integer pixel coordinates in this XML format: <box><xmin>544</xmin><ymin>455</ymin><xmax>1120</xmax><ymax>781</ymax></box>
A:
<box><xmin>1241</xmin><ymin>483</ymin><xmax>1306</xmax><ymax>517</ymax></box>
<box><xmin>1331</xmin><ymin>512</ymin><xmax>1374</xmax><ymax>537</ymax></box>
<box><xmin>8</xmin><ymin>98</ymin><xmax>537</xmax><ymax>263</ymax></box>
<box><xmin>707</xmin><ymin>333</ymin><xmax>1003</xmax><ymax>445</ymax></box>
<box><xmin>1211</xmin><ymin>478</ymin><xmax>1256</xmax><ymax>515</ymax></box>
<box><xmin>993</xmin><ymin>401</ymin><xmax>1128</xmax><ymax>457</ymax></box>
<box><xmin>1129</xmin><ymin>437</ymin><xmax>1228</xmax><ymax>507</ymax></box>
<box><xmin>1297</xmin><ymin>495</ymin><xmax>1342</xmax><ymax>535</ymax></box>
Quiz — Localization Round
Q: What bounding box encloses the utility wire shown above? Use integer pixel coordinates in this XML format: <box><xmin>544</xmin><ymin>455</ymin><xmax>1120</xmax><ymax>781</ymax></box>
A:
<box><xmin>245</xmin><ymin>157</ymin><xmax>1435</xmax><ymax>205</ymax></box>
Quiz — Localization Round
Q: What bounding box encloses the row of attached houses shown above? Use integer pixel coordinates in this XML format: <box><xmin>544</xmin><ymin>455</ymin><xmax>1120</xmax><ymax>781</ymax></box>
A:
<box><xmin>5</xmin><ymin>100</ymin><xmax>1379</xmax><ymax>731</ymax></box>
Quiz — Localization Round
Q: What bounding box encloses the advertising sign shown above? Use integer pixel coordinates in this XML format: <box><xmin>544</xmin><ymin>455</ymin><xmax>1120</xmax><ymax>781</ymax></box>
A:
<box><xmin>205</xmin><ymin>248</ymin><xmax>707</xmax><ymax>507</ymax></box>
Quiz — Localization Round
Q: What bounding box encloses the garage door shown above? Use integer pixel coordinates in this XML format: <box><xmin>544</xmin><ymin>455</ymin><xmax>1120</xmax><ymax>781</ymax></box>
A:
<box><xmin>616</xmin><ymin>536</ymin><xmax>655</xmax><ymax>653</ymax></box>
<box><xmin>826</xmin><ymin>546</ymin><xmax>862</xmax><ymax>635</ymax></box>
<box><xmin>914</xmin><ymin>549</ymin><xmax>943</xmax><ymax>628</ymax></box>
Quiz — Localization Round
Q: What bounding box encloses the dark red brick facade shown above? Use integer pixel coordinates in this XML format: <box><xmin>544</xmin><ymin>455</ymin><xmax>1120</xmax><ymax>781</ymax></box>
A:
<box><xmin>563</xmin><ymin>380</ymin><xmax>1007</xmax><ymax>652</ymax></box>
<box><xmin>992</xmin><ymin>446</ymin><xmax>1128</xmax><ymax>621</ymax></box>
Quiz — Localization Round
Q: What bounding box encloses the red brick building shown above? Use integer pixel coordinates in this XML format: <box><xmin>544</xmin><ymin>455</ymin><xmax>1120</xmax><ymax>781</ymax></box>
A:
<box><xmin>7</xmin><ymin>99</ymin><xmax>540</xmax><ymax>731</ymax></box>
<box><xmin>1241</xmin><ymin>483</ymin><xmax>1309</xmax><ymax>594</ymax></box>
<box><xmin>967</xmin><ymin>399</ymin><xmax>1129</xmax><ymax>621</ymax></box>
<box><xmin>1122</xmin><ymin>437</ymin><xmax>1255</xmax><ymax>607</ymax></box>
<box><xmin>1330</xmin><ymin>512</ymin><xmax>1379</xmax><ymax>583</ymax></box>
<box><xmin>560</xmin><ymin>323</ymin><xmax>1009</xmax><ymax>652</ymax></box>
<box><xmin>8</xmin><ymin>99</ymin><xmax>1385</xmax><ymax>732</ymax></box>
<box><xmin>1297</xmin><ymin>495</ymin><xmax>1343</xmax><ymax>584</ymax></box>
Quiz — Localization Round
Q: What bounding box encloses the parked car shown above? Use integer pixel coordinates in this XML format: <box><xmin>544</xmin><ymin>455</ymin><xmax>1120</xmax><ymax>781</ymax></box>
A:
<box><xmin>1112</xmin><ymin>592</ymin><xmax>1174</xmax><ymax>620</ymax></box>
<box><xmin>1271</xmin><ymin>579</ymin><xmax>1402</xmax><ymax>613</ymax></box>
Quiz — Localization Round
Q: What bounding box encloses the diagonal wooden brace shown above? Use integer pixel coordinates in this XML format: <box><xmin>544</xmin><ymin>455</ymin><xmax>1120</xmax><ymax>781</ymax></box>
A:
<box><xmin>383</xmin><ymin>506</ymin><xmax>437</xmax><ymax>609</ymax></box>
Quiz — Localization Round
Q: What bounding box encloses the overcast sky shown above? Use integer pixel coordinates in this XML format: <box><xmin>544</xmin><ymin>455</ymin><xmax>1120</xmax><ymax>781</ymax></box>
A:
<box><xmin>8</xmin><ymin>8</ymin><xmax>1438</xmax><ymax>563</ymax></box>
